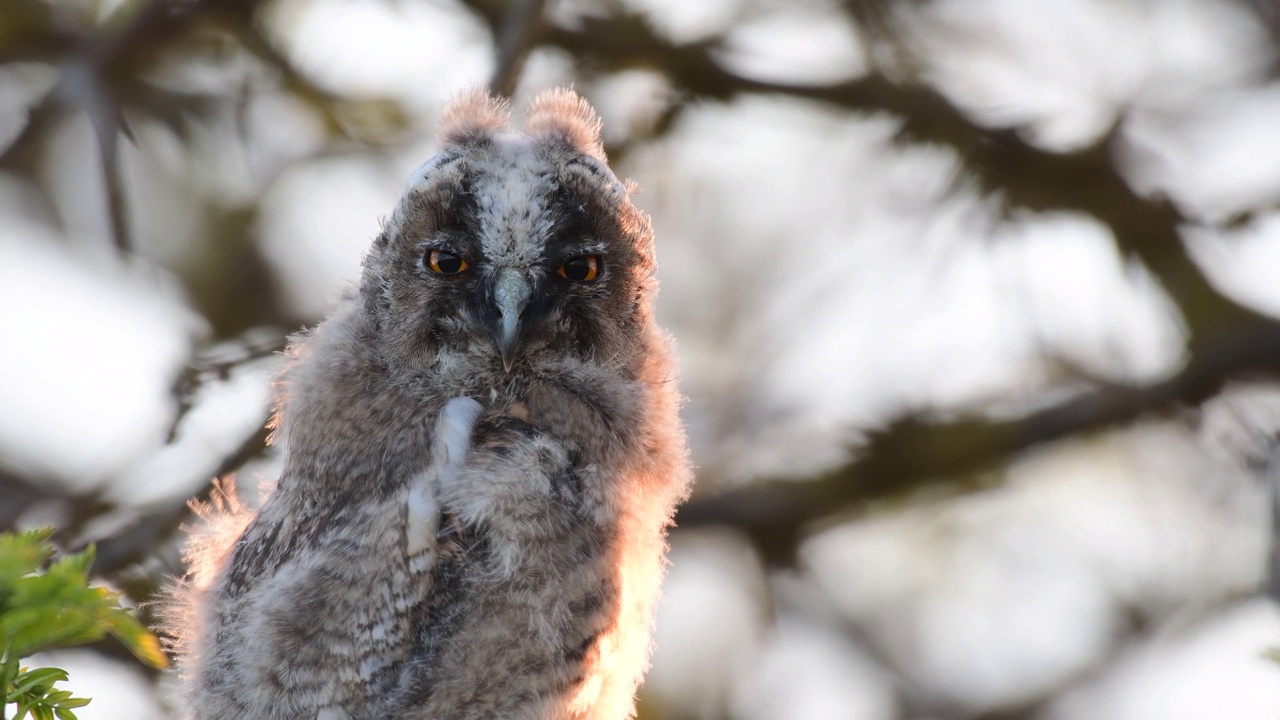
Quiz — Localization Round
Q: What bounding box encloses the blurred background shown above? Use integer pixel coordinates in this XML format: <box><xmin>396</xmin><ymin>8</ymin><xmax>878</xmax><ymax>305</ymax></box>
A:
<box><xmin>3</xmin><ymin>0</ymin><xmax>1280</xmax><ymax>717</ymax></box>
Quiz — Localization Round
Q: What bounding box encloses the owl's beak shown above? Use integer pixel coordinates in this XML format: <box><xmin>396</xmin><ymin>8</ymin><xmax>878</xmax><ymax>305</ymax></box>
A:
<box><xmin>493</xmin><ymin>267</ymin><xmax>532</xmax><ymax>372</ymax></box>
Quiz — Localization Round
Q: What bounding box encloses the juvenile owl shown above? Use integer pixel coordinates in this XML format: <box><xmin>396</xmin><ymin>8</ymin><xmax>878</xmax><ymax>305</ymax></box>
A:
<box><xmin>165</xmin><ymin>88</ymin><xmax>692</xmax><ymax>719</ymax></box>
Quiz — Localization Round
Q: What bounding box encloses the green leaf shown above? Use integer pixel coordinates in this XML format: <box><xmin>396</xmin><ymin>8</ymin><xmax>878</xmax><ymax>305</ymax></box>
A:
<box><xmin>0</xmin><ymin>528</ymin><xmax>168</xmax><ymax>720</ymax></box>
<box><xmin>0</xmin><ymin>529</ymin><xmax>55</xmax><ymax>588</ymax></box>
<box><xmin>96</xmin><ymin>606</ymin><xmax>168</xmax><ymax>669</ymax></box>
<box><xmin>53</xmin><ymin>546</ymin><xmax>95</xmax><ymax>579</ymax></box>
<box><xmin>43</xmin><ymin>689</ymin><xmax>73</xmax><ymax>703</ymax></box>
<box><xmin>10</xmin><ymin>666</ymin><xmax>69</xmax><ymax>696</ymax></box>
<box><xmin>2</xmin><ymin>605</ymin><xmax>105</xmax><ymax>658</ymax></box>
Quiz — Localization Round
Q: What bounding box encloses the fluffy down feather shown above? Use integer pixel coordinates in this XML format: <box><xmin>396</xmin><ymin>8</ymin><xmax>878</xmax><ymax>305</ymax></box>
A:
<box><xmin>164</xmin><ymin>87</ymin><xmax>692</xmax><ymax>720</ymax></box>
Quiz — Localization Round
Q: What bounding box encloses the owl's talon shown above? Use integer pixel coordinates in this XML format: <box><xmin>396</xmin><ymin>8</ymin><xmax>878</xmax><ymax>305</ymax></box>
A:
<box><xmin>436</xmin><ymin>396</ymin><xmax>484</xmax><ymax>466</ymax></box>
<box><xmin>407</xmin><ymin>397</ymin><xmax>483</xmax><ymax>558</ymax></box>
<box><xmin>316</xmin><ymin>707</ymin><xmax>350</xmax><ymax>720</ymax></box>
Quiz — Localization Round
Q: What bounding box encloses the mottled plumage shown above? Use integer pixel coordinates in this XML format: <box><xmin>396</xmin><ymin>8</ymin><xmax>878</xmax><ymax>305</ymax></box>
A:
<box><xmin>164</xmin><ymin>88</ymin><xmax>692</xmax><ymax>719</ymax></box>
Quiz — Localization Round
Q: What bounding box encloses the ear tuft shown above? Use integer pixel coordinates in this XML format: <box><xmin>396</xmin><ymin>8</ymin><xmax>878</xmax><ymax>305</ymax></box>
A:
<box><xmin>438</xmin><ymin>88</ymin><xmax>511</xmax><ymax>146</ymax></box>
<box><xmin>524</xmin><ymin>87</ymin><xmax>606</xmax><ymax>161</ymax></box>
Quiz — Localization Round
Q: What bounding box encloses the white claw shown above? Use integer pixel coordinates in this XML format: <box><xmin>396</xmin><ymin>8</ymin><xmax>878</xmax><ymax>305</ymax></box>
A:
<box><xmin>317</xmin><ymin>707</ymin><xmax>350</xmax><ymax>720</ymax></box>
<box><xmin>436</xmin><ymin>397</ymin><xmax>484</xmax><ymax>468</ymax></box>
<box><xmin>407</xmin><ymin>398</ymin><xmax>483</xmax><ymax>559</ymax></box>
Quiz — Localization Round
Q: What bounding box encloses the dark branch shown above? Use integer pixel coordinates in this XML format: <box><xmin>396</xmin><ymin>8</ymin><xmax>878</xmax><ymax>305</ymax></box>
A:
<box><xmin>527</xmin><ymin>11</ymin><xmax>1280</xmax><ymax>562</ymax></box>
<box><xmin>98</xmin><ymin>123</ymin><xmax>130</xmax><ymax>252</ymax></box>
<box><xmin>540</xmin><ymin>13</ymin><xmax>1270</xmax><ymax>344</ymax></box>
<box><xmin>92</xmin><ymin>423</ymin><xmax>272</xmax><ymax>577</ymax></box>
<box><xmin>1269</xmin><ymin>439</ymin><xmax>1280</xmax><ymax>601</ymax></box>
<box><xmin>0</xmin><ymin>471</ymin><xmax>56</xmax><ymax>530</ymax></box>
<box><xmin>676</xmin><ymin>319</ymin><xmax>1280</xmax><ymax>562</ymax></box>
<box><xmin>489</xmin><ymin>0</ymin><xmax>552</xmax><ymax>97</ymax></box>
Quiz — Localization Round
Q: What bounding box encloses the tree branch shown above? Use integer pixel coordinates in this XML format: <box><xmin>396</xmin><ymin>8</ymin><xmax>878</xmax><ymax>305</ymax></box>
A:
<box><xmin>1268</xmin><ymin>441</ymin><xmax>1280</xmax><ymax>601</ymax></box>
<box><xmin>522</xmin><ymin>11</ymin><xmax>1280</xmax><ymax>561</ymax></box>
<box><xmin>541</xmin><ymin>13</ymin><xmax>1272</xmax><ymax>342</ymax></box>
<box><xmin>676</xmin><ymin>319</ymin><xmax>1280</xmax><ymax>562</ymax></box>
<box><xmin>92</xmin><ymin>423</ymin><xmax>271</xmax><ymax>577</ymax></box>
<box><xmin>489</xmin><ymin>0</ymin><xmax>552</xmax><ymax>97</ymax></box>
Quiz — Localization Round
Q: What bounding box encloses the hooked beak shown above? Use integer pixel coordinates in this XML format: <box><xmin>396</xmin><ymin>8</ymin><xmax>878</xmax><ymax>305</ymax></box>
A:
<box><xmin>493</xmin><ymin>267</ymin><xmax>531</xmax><ymax>372</ymax></box>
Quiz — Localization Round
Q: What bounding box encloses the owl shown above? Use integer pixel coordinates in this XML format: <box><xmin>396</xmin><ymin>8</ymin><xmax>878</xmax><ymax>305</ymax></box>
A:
<box><xmin>164</xmin><ymin>88</ymin><xmax>692</xmax><ymax>719</ymax></box>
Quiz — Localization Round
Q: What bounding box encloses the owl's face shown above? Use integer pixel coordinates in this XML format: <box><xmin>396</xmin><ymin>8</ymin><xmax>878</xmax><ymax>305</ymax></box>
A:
<box><xmin>363</xmin><ymin>128</ymin><xmax>655</xmax><ymax>385</ymax></box>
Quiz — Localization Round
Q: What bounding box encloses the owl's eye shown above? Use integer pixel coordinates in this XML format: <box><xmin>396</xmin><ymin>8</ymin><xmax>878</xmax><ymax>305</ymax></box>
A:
<box><xmin>557</xmin><ymin>255</ymin><xmax>600</xmax><ymax>283</ymax></box>
<box><xmin>427</xmin><ymin>249</ymin><xmax>468</xmax><ymax>275</ymax></box>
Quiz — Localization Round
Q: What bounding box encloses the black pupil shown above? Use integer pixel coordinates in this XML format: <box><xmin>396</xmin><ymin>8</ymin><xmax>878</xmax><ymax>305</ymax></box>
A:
<box><xmin>563</xmin><ymin>257</ymin><xmax>594</xmax><ymax>281</ymax></box>
<box><xmin>434</xmin><ymin>251</ymin><xmax>463</xmax><ymax>274</ymax></box>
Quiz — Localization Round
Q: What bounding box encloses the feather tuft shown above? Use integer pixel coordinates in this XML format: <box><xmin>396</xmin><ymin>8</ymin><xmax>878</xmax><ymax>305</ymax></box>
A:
<box><xmin>156</xmin><ymin>476</ymin><xmax>261</xmax><ymax>678</ymax></box>
<box><xmin>438</xmin><ymin>87</ymin><xmax>511</xmax><ymax>146</ymax></box>
<box><xmin>524</xmin><ymin>87</ymin><xmax>606</xmax><ymax>161</ymax></box>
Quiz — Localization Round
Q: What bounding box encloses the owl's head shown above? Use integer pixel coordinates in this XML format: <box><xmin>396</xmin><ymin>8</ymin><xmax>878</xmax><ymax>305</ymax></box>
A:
<box><xmin>361</xmin><ymin>88</ymin><xmax>657</xmax><ymax>383</ymax></box>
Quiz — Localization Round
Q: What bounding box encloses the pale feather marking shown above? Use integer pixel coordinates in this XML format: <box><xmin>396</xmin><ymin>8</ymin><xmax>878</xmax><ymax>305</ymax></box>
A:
<box><xmin>437</xmin><ymin>396</ymin><xmax>484</xmax><ymax>469</ymax></box>
<box><xmin>407</xmin><ymin>397</ymin><xmax>484</xmax><ymax>558</ymax></box>
<box><xmin>404</xmin><ymin>152</ymin><xmax>460</xmax><ymax>194</ymax></box>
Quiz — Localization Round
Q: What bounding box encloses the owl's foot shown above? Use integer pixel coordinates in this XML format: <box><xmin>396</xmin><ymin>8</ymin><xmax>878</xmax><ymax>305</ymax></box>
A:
<box><xmin>406</xmin><ymin>397</ymin><xmax>484</xmax><ymax>560</ymax></box>
<box><xmin>435</xmin><ymin>397</ymin><xmax>485</xmax><ymax>470</ymax></box>
<box><xmin>316</xmin><ymin>707</ymin><xmax>350</xmax><ymax>720</ymax></box>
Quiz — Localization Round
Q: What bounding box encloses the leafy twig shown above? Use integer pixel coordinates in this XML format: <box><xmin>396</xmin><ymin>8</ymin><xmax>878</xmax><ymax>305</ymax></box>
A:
<box><xmin>1</xmin><ymin>529</ymin><xmax>167</xmax><ymax>720</ymax></box>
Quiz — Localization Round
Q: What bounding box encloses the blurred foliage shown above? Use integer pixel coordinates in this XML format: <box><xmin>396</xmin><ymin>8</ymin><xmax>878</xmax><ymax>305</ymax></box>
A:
<box><xmin>1</xmin><ymin>529</ymin><xmax>166</xmax><ymax>720</ymax></box>
<box><xmin>0</xmin><ymin>0</ymin><xmax>414</xmax><ymax>337</ymax></box>
<box><xmin>0</xmin><ymin>0</ymin><xmax>1276</xmax><ymax>588</ymax></box>
<box><xmin>1</xmin><ymin>0</ymin><xmax>1280</xmax><ymax>716</ymax></box>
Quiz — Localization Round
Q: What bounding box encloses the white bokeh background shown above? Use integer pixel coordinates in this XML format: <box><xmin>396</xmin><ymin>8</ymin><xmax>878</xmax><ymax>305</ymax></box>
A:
<box><xmin>2</xmin><ymin>0</ymin><xmax>1279</xmax><ymax>718</ymax></box>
